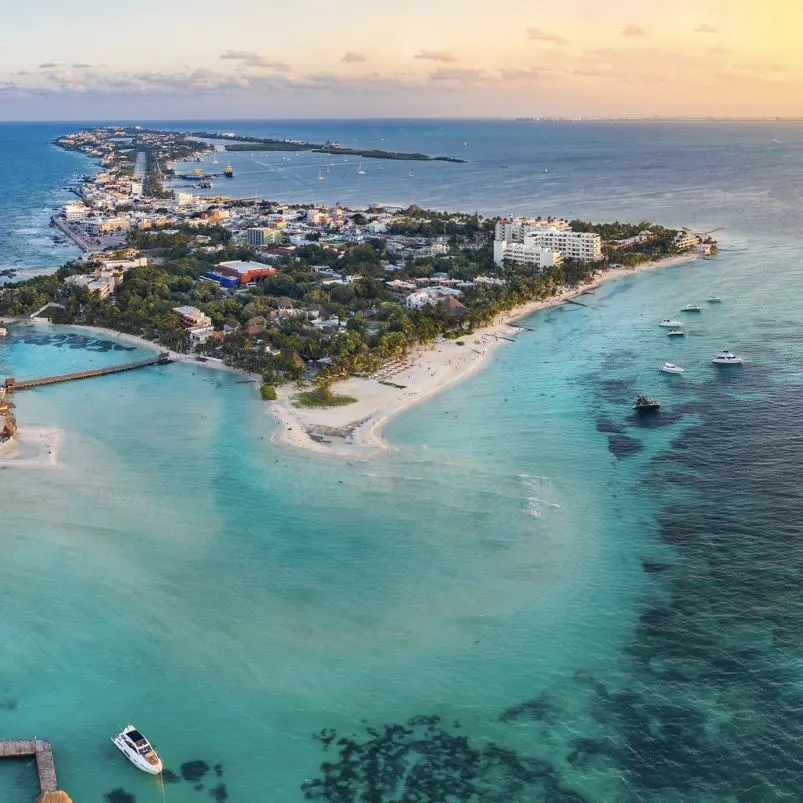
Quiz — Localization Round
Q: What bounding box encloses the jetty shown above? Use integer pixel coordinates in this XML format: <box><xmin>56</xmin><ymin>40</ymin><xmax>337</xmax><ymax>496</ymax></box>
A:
<box><xmin>0</xmin><ymin>739</ymin><xmax>72</xmax><ymax>802</ymax></box>
<box><xmin>4</xmin><ymin>352</ymin><xmax>171</xmax><ymax>392</ymax></box>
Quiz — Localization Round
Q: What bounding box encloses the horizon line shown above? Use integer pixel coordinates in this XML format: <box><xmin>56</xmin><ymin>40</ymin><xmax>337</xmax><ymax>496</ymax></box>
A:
<box><xmin>1</xmin><ymin>115</ymin><xmax>803</xmax><ymax>125</ymax></box>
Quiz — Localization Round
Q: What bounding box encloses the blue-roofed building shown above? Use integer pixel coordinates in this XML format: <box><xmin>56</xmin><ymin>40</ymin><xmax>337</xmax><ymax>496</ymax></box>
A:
<box><xmin>202</xmin><ymin>272</ymin><xmax>240</xmax><ymax>288</ymax></box>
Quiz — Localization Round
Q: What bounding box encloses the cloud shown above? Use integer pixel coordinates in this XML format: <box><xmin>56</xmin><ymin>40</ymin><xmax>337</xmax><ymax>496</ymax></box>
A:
<box><xmin>414</xmin><ymin>50</ymin><xmax>457</xmax><ymax>62</ymax></box>
<box><xmin>694</xmin><ymin>23</ymin><xmax>719</xmax><ymax>34</ymax></box>
<box><xmin>220</xmin><ymin>50</ymin><xmax>290</xmax><ymax>71</ymax></box>
<box><xmin>341</xmin><ymin>52</ymin><xmax>367</xmax><ymax>64</ymax></box>
<box><xmin>621</xmin><ymin>25</ymin><xmax>645</xmax><ymax>37</ymax></box>
<box><xmin>526</xmin><ymin>27</ymin><xmax>568</xmax><ymax>45</ymax></box>
<box><xmin>498</xmin><ymin>67</ymin><xmax>553</xmax><ymax>81</ymax></box>
<box><xmin>72</xmin><ymin>63</ymin><xmax>92</xmax><ymax>69</ymax></box>
<box><xmin>38</xmin><ymin>62</ymin><xmax>60</xmax><ymax>69</ymax></box>
<box><xmin>429</xmin><ymin>68</ymin><xmax>483</xmax><ymax>82</ymax></box>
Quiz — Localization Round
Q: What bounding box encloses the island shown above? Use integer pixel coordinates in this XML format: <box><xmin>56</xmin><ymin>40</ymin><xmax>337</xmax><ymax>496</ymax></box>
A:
<box><xmin>189</xmin><ymin>130</ymin><xmax>466</xmax><ymax>162</ymax></box>
<box><xmin>0</xmin><ymin>125</ymin><xmax>718</xmax><ymax>459</ymax></box>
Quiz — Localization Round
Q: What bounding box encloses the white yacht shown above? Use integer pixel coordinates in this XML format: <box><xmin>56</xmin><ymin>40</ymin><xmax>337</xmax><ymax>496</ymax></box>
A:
<box><xmin>661</xmin><ymin>362</ymin><xmax>684</xmax><ymax>375</ymax></box>
<box><xmin>659</xmin><ymin>319</ymin><xmax>684</xmax><ymax>328</ymax></box>
<box><xmin>681</xmin><ymin>304</ymin><xmax>702</xmax><ymax>312</ymax></box>
<box><xmin>318</xmin><ymin>169</ymin><xmax>325</xmax><ymax>181</ymax></box>
<box><xmin>356</xmin><ymin>161</ymin><xmax>366</xmax><ymax>175</ymax></box>
<box><xmin>707</xmin><ymin>296</ymin><xmax>723</xmax><ymax>303</ymax></box>
<box><xmin>112</xmin><ymin>725</ymin><xmax>163</xmax><ymax>775</ymax></box>
<box><xmin>667</xmin><ymin>329</ymin><xmax>685</xmax><ymax>337</ymax></box>
<box><xmin>712</xmin><ymin>350</ymin><xmax>744</xmax><ymax>365</ymax></box>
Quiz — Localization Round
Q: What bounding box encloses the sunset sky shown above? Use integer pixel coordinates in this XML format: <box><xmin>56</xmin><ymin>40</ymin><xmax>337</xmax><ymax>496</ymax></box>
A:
<box><xmin>0</xmin><ymin>0</ymin><xmax>800</xmax><ymax>119</ymax></box>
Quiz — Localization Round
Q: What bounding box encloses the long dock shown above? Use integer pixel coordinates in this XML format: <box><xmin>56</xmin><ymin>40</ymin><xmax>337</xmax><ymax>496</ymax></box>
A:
<box><xmin>0</xmin><ymin>738</ymin><xmax>67</xmax><ymax>799</ymax></box>
<box><xmin>4</xmin><ymin>352</ymin><xmax>171</xmax><ymax>392</ymax></box>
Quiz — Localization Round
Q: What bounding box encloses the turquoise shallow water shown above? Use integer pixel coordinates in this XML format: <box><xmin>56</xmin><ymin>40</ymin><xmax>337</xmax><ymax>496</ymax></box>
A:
<box><xmin>2</xmin><ymin>122</ymin><xmax>803</xmax><ymax>801</ymax></box>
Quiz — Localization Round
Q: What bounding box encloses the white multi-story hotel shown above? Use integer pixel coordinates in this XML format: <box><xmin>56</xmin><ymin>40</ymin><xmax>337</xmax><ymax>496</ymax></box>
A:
<box><xmin>493</xmin><ymin>240</ymin><xmax>563</xmax><ymax>269</ymax></box>
<box><xmin>494</xmin><ymin>217</ymin><xmax>571</xmax><ymax>243</ymax></box>
<box><xmin>493</xmin><ymin>217</ymin><xmax>603</xmax><ymax>267</ymax></box>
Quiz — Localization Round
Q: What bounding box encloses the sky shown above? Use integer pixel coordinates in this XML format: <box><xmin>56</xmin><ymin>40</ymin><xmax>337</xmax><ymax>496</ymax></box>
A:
<box><xmin>0</xmin><ymin>0</ymin><xmax>801</xmax><ymax>120</ymax></box>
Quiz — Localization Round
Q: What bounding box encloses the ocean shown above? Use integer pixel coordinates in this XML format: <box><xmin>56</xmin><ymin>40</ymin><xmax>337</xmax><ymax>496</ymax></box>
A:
<box><xmin>1</xmin><ymin>120</ymin><xmax>803</xmax><ymax>802</ymax></box>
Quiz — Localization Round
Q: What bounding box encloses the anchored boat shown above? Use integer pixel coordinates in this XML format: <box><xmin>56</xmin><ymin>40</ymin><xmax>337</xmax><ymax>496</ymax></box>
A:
<box><xmin>112</xmin><ymin>725</ymin><xmax>163</xmax><ymax>774</ymax></box>
<box><xmin>633</xmin><ymin>395</ymin><xmax>661</xmax><ymax>411</ymax></box>
<box><xmin>712</xmin><ymin>350</ymin><xmax>744</xmax><ymax>365</ymax></box>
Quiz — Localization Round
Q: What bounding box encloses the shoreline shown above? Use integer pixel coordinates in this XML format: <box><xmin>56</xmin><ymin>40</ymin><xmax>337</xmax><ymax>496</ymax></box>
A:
<box><xmin>270</xmin><ymin>252</ymin><xmax>702</xmax><ymax>459</ymax></box>
<box><xmin>2</xmin><ymin>252</ymin><xmax>702</xmax><ymax>463</ymax></box>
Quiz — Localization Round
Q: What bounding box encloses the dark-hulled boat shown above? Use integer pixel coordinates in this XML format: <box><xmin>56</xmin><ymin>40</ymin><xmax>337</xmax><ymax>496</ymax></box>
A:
<box><xmin>633</xmin><ymin>395</ymin><xmax>661</xmax><ymax>411</ymax></box>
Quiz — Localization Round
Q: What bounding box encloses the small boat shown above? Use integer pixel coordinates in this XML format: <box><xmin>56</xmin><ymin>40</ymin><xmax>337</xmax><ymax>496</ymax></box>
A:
<box><xmin>659</xmin><ymin>319</ymin><xmax>684</xmax><ymax>328</ymax></box>
<box><xmin>318</xmin><ymin>169</ymin><xmax>325</xmax><ymax>181</ymax></box>
<box><xmin>712</xmin><ymin>350</ymin><xmax>744</xmax><ymax>365</ymax></box>
<box><xmin>112</xmin><ymin>725</ymin><xmax>163</xmax><ymax>775</ymax></box>
<box><xmin>681</xmin><ymin>304</ymin><xmax>702</xmax><ymax>312</ymax></box>
<box><xmin>633</xmin><ymin>395</ymin><xmax>661</xmax><ymax>411</ymax></box>
<box><xmin>707</xmin><ymin>296</ymin><xmax>723</xmax><ymax>303</ymax></box>
<box><xmin>356</xmin><ymin>162</ymin><xmax>366</xmax><ymax>175</ymax></box>
<box><xmin>667</xmin><ymin>329</ymin><xmax>685</xmax><ymax>337</ymax></box>
<box><xmin>661</xmin><ymin>362</ymin><xmax>684</xmax><ymax>375</ymax></box>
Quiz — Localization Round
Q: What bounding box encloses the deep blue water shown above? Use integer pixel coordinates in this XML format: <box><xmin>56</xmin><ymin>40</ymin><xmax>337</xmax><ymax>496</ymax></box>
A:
<box><xmin>0</xmin><ymin>123</ymin><xmax>93</xmax><ymax>274</ymax></box>
<box><xmin>1</xmin><ymin>120</ymin><xmax>803</xmax><ymax>802</ymax></box>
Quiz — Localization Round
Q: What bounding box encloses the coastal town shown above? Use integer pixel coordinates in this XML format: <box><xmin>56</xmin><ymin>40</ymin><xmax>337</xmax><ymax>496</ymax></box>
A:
<box><xmin>0</xmin><ymin>126</ymin><xmax>717</xmax><ymax>454</ymax></box>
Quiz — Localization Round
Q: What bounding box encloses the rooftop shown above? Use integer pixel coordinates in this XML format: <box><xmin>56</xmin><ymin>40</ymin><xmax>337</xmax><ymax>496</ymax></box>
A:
<box><xmin>216</xmin><ymin>260</ymin><xmax>272</xmax><ymax>275</ymax></box>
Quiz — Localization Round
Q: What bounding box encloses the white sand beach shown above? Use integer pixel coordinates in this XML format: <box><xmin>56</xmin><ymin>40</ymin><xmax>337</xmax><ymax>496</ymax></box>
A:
<box><xmin>270</xmin><ymin>253</ymin><xmax>702</xmax><ymax>459</ymax></box>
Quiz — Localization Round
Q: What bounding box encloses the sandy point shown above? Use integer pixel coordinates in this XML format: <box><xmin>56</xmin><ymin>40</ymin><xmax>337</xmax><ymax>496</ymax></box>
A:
<box><xmin>268</xmin><ymin>252</ymin><xmax>703</xmax><ymax>460</ymax></box>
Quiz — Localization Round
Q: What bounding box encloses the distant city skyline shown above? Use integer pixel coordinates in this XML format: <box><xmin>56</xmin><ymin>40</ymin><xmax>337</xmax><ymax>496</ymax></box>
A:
<box><xmin>0</xmin><ymin>0</ymin><xmax>801</xmax><ymax>120</ymax></box>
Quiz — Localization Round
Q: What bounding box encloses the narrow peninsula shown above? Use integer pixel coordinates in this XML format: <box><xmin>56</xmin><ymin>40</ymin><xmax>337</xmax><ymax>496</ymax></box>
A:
<box><xmin>0</xmin><ymin>125</ymin><xmax>718</xmax><ymax>460</ymax></box>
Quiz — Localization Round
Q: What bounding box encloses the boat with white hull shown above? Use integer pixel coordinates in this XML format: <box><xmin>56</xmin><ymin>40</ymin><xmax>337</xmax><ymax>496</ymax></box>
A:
<box><xmin>661</xmin><ymin>362</ymin><xmax>684</xmax><ymax>374</ymax></box>
<box><xmin>712</xmin><ymin>350</ymin><xmax>744</xmax><ymax>365</ymax></box>
<box><xmin>659</xmin><ymin>319</ymin><xmax>684</xmax><ymax>328</ymax></box>
<box><xmin>112</xmin><ymin>725</ymin><xmax>163</xmax><ymax>774</ymax></box>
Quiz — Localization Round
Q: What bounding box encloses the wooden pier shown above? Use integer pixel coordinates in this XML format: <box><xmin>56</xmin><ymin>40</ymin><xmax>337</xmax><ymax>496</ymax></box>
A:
<box><xmin>0</xmin><ymin>739</ymin><xmax>71</xmax><ymax>801</ymax></box>
<box><xmin>4</xmin><ymin>352</ymin><xmax>171</xmax><ymax>392</ymax></box>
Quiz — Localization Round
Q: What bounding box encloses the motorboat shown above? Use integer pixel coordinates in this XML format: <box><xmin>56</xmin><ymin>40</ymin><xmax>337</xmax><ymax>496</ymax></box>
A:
<box><xmin>112</xmin><ymin>725</ymin><xmax>163</xmax><ymax>774</ymax></box>
<box><xmin>706</xmin><ymin>296</ymin><xmax>723</xmax><ymax>303</ymax></box>
<box><xmin>681</xmin><ymin>304</ymin><xmax>702</xmax><ymax>312</ymax></box>
<box><xmin>633</xmin><ymin>395</ymin><xmax>661</xmax><ymax>411</ymax></box>
<box><xmin>661</xmin><ymin>362</ymin><xmax>684</xmax><ymax>374</ymax></box>
<box><xmin>712</xmin><ymin>350</ymin><xmax>744</xmax><ymax>365</ymax></box>
<box><xmin>659</xmin><ymin>319</ymin><xmax>684</xmax><ymax>328</ymax></box>
<box><xmin>667</xmin><ymin>329</ymin><xmax>685</xmax><ymax>337</ymax></box>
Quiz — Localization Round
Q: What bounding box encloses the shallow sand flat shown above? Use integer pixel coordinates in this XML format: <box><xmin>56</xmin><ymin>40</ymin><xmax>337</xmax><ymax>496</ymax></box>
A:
<box><xmin>0</xmin><ymin>426</ymin><xmax>61</xmax><ymax>469</ymax></box>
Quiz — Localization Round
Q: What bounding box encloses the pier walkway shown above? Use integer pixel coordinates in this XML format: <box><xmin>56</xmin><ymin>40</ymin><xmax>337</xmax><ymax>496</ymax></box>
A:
<box><xmin>0</xmin><ymin>738</ymin><xmax>71</xmax><ymax>800</ymax></box>
<box><xmin>4</xmin><ymin>352</ymin><xmax>171</xmax><ymax>391</ymax></box>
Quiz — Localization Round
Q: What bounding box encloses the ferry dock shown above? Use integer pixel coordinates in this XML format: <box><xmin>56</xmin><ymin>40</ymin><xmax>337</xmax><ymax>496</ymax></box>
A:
<box><xmin>0</xmin><ymin>739</ymin><xmax>72</xmax><ymax>802</ymax></box>
<box><xmin>4</xmin><ymin>352</ymin><xmax>171</xmax><ymax>392</ymax></box>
